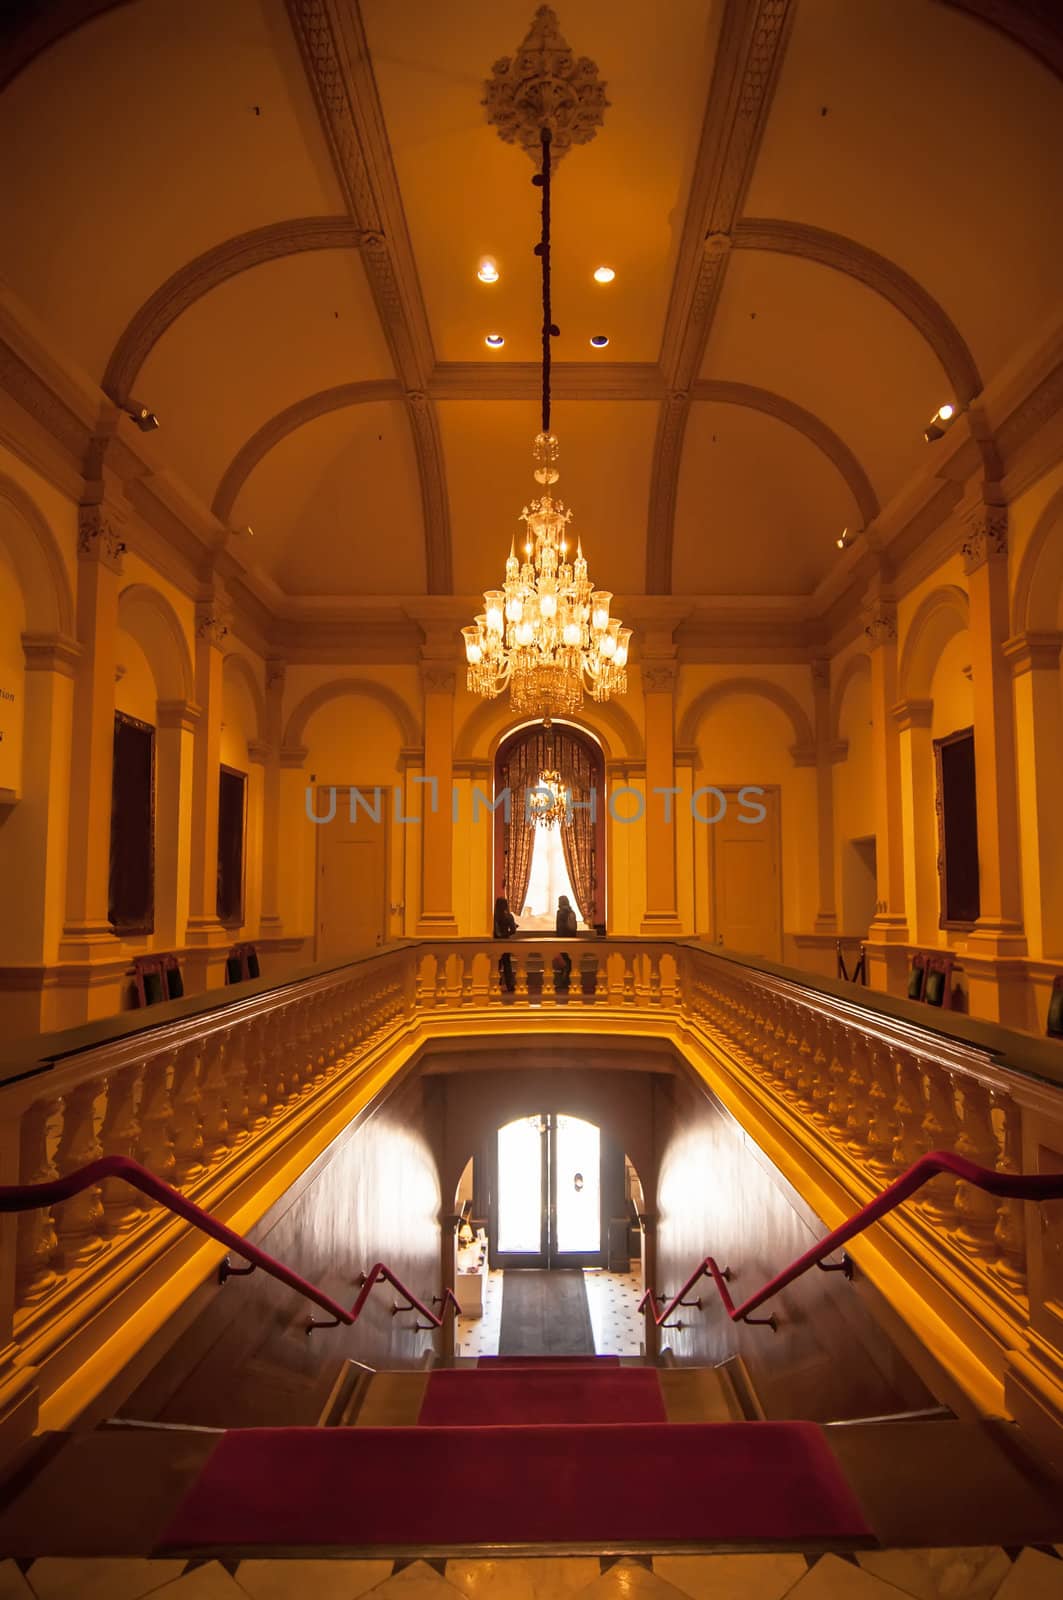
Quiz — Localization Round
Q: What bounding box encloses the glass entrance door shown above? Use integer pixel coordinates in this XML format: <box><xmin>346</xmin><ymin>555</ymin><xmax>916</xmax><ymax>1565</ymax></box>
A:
<box><xmin>493</xmin><ymin>1112</ymin><xmax>605</xmax><ymax>1268</ymax></box>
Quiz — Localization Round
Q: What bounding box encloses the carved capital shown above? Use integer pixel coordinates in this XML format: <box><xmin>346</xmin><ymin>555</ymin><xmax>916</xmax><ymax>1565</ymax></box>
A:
<box><xmin>863</xmin><ymin>599</ymin><xmax>897</xmax><ymax>649</ymax></box>
<box><xmin>77</xmin><ymin>504</ymin><xmax>126</xmax><ymax>571</ymax></box>
<box><xmin>195</xmin><ymin>591</ymin><xmax>232</xmax><ymax>649</ymax></box>
<box><xmin>892</xmin><ymin>697</ymin><xmax>933</xmax><ymax>732</ymax></box>
<box><xmin>421</xmin><ymin>665</ymin><xmax>456</xmax><ymax>695</ymax></box>
<box><xmin>961</xmin><ymin>502</ymin><xmax>1008</xmax><ymax>573</ymax></box>
<box><xmin>265</xmin><ymin>658</ymin><xmax>286</xmax><ymax>693</ymax></box>
<box><xmin>483</xmin><ymin>7</ymin><xmax>608</xmax><ymax>166</ymax></box>
<box><xmin>790</xmin><ymin>742</ymin><xmax>818</xmax><ymax>768</ymax></box>
<box><xmin>279</xmin><ymin>744</ymin><xmax>308</xmax><ymax>770</ymax></box>
<box><xmin>810</xmin><ymin>658</ymin><xmax>830</xmax><ymax>689</ymax></box>
<box><xmin>21</xmin><ymin>632</ymin><xmax>81</xmax><ymax>677</ymax></box>
<box><xmin>641</xmin><ymin>662</ymin><xmax>677</xmax><ymax>694</ymax></box>
<box><xmin>829</xmin><ymin>739</ymin><xmax>850</xmax><ymax>765</ymax></box>
<box><xmin>247</xmin><ymin>739</ymin><xmax>271</xmax><ymax>766</ymax></box>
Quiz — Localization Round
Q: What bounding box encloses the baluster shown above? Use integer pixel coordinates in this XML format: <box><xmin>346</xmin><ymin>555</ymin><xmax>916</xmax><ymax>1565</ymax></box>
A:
<box><xmin>287</xmin><ymin>1005</ymin><xmax>309</xmax><ymax>1100</ymax></box>
<box><xmin>53</xmin><ymin>1082</ymin><xmax>106</xmax><ymax>1268</ymax></box>
<box><xmin>15</xmin><ymin>1098</ymin><xmax>61</xmax><ymax>1305</ymax></box>
<box><xmin>918</xmin><ymin>1068</ymin><xmax>961</xmax><ymax>1229</ymax></box>
<box><xmin>891</xmin><ymin>1048</ymin><xmax>927</xmax><ymax>1174</ymax></box>
<box><xmin>171</xmin><ymin>1041</ymin><xmax>205</xmax><ymax>1185</ymax></box>
<box><xmin>226</xmin><ymin>1021</ymin><xmax>253</xmax><ymax>1141</ymax></box>
<box><xmin>242</xmin><ymin>1017</ymin><xmax>270</xmax><ymax>1130</ymax></box>
<box><xmin>263</xmin><ymin>1007</ymin><xmax>289</xmax><ymax>1110</ymax></box>
<box><xmin>843</xmin><ymin>1034</ymin><xmax>874</xmax><ymax>1157</ymax></box>
<box><xmin>952</xmin><ymin>1081</ymin><xmax>1001</xmax><ymax>1256</ymax></box>
<box><xmin>137</xmin><ymin>1052</ymin><xmax>177</xmax><ymax>1192</ymax></box>
<box><xmin>826</xmin><ymin>1029</ymin><xmax>852</xmax><ymax>1138</ymax></box>
<box><xmin>98</xmin><ymin>1065</ymin><xmax>144</xmax><ymax>1231</ymax></box>
<box><xmin>863</xmin><ymin>1040</ymin><xmax>898</xmax><ymax>1184</ymax></box>
<box><xmin>990</xmin><ymin>1096</ymin><xmax>1026</xmax><ymax>1294</ymax></box>
<box><xmin>198</xmin><ymin>1035</ymin><xmax>231</xmax><ymax>1165</ymax></box>
<box><xmin>781</xmin><ymin>1006</ymin><xmax>805</xmax><ymax>1100</ymax></box>
<box><xmin>808</xmin><ymin>1018</ymin><xmax>834</xmax><ymax>1128</ymax></box>
<box><xmin>793</xmin><ymin>1012</ymin><xmax>818</xmax><ymax>1113</ymax></box>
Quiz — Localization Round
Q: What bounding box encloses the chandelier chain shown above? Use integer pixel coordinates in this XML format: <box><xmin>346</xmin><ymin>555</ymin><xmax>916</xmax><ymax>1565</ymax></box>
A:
<box><xmin>539</xmin><ymin>126</ymin><xmax>552</xmax><ymax>435</ymax></box>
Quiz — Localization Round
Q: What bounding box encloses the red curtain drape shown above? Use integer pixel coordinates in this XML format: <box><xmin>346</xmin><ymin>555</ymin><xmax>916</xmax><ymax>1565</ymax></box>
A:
<box><xmin>501</xmin><ymin>728</ymin><xmax>599</xmax><ymax>923</ymax></box>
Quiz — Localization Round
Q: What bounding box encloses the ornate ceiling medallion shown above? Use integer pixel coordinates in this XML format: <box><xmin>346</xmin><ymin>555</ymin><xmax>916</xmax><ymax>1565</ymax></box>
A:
<box><xmin>483</xmin><ymin>6</ymin><xmax>608</xmax><ymax>165</ymax></box>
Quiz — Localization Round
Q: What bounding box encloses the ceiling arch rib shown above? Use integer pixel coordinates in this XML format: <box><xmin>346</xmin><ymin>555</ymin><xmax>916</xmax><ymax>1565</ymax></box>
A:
<box><xmin>733</xmin><ymin>219</ymin><xmax>983</xmax><ymax>405</ymax></box>
<box><xmin>102</xmin><ymin>218</ymin><xmax>368</xmax><ymax>406</ymax></box>
<box><xmin>936</xmin><ymin>0</ymin><xmax>1063</xmax><ymax>83</ymax></box>
<box><xmin>212</xmin><ymin>380</ymin><xmax>403</xmax><ymax>524</ymax></box>
<box><xmin>689</xmin><ymin>381</ymin><xmax>880</xmax><ymax>529</ymax></box>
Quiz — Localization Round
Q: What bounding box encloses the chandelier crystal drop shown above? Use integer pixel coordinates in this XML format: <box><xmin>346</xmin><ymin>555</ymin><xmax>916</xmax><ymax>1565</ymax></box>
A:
<box><xmin>463</xmin><ymin>108</ymin><xmax>631</xmax><ymax>724</ymax></box>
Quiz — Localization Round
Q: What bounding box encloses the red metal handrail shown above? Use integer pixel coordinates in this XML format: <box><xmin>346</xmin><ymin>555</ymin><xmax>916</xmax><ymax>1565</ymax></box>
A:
<box><xmin>640</xmin><ymin>1150</ymin><xmax>1063</xmax><ymax>1333</ymax></box>
<box><xmin>0</xmin><ymin>1155</ymin><xmax>460</xmax><ymax>1334</ymax></box>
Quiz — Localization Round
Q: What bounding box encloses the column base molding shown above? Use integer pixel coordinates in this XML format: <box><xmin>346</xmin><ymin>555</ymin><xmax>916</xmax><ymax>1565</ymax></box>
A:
<box><xmin>640</xmin><ymin>915</ymin><xmax>685</xmax><ymax>936</ymax></box>
<box><xmin>866</xmin><ymin>915</ymin><xmax>910</xmax><ymax>944</ymax></box>
<box><xmin>57</xmin><ymin>924</ymin><xmax>118</xmax><ymax>962</ymax></box>
<box><xmin>966</xmin><ymin>921</ymin><xmax>1028</xmax><ymax>960</ymax></box>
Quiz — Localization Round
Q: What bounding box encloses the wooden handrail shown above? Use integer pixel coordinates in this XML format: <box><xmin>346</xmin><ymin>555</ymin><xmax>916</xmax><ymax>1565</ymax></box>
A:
<box><xmin>0</xmin><ymin>1154</ymin><xmax>460</xmax><ymax>1335</ymax></box>
<box><xmin>639</xmin><ymin>1150</ymin><xmax>1063</xmax><ymax>1333</ymax></box>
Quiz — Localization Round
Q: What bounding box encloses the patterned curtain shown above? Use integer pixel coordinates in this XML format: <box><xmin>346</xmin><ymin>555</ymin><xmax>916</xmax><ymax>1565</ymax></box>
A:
<box><xmin>502</xmin><ymin>728</ymin><xmax>598</xmax><ymax>923</ymax></box>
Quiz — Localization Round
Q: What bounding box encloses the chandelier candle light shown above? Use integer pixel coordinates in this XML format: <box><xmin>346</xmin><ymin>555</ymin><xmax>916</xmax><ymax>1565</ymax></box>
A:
<box><xmin>463</xmin><ymin>123</ymin><xmax>630</xmax><ymax>724</ymax></box>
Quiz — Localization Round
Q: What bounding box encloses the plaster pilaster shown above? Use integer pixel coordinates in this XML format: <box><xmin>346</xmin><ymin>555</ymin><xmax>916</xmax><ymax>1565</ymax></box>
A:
<box><xmin>640</xmin><ymin>655</ymin><xmax>682</xmax><ymax>935</ymax></box>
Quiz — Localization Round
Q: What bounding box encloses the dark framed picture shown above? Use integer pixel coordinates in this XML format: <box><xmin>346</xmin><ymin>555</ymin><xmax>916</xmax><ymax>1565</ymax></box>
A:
<box><xmin>217</xmin><ymin>765</ymin><xmax>247</xmax><ymax>926</ymax></box>
<box><xmin>933</xmin><ymin>727</ymin><xmax>979</xmax><ymax>929</ymax></box>
<box><xmin>109</xmin><ymin>711</ymin><xmax>155</xmax><ymax>935</ymax></box>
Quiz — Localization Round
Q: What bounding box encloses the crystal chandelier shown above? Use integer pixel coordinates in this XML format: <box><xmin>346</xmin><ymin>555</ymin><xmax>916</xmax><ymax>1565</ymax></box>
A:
<box><xmin>462</xmin><ymin>125</ymin><xmax>631</xmax><ymax>724</ymax></box>
<box><xmin>528</xmin><ymin>769</ymin><xmax>568</xmax><ymax>829</ymax></box>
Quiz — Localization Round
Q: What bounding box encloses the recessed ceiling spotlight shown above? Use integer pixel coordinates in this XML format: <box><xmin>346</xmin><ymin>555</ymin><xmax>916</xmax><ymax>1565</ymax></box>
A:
<box><xmin>593</xmin><ymin>265</ymin><xmax>615</xmax><ymax>284</ymax></box>
<box><xmin>485</xmin><ymin>333</ymin><xmax>505</xmax><ymax>348</ymax></box>
<box><xmin>589</xmin><ymin>334</ymin><xmax>609</xmax><ymax>348</ymax></box>
<box><xmin>127</xmin><ymin>403</ymin><xmax>159</xmax><ymax>431</ymax></box>
<box><xmin>924</xmin><ymin>402</ymin><xmax>958</xmax><ymax>442</ymax></box>
<box><xmin>478</xmin><ymin>257</ymin><xmax>499</xmax><ymax>284</ymax></box>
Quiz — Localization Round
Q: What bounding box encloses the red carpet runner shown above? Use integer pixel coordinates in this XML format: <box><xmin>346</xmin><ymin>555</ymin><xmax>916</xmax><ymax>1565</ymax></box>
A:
<box><xmin>161</xmin><ymin>1420</ymin><xmax>872</xmax><ymax>1549</ymax></box>
<box><xmin>418</xmin><ymin>1367</ymin><xmax>666</xmax><ymax>1425</ymax></box>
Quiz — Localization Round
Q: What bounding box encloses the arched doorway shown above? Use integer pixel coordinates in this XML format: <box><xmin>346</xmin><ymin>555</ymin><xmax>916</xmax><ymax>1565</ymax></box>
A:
<box><xmin>488</xmin><ymin>1112</ymin><xmax>625</xmax><ymax>1270</ymax></box>
<box><xmin>494</xmin><ymin>723</ymin><xmax>605</xmax><ymax>929</ymax></box>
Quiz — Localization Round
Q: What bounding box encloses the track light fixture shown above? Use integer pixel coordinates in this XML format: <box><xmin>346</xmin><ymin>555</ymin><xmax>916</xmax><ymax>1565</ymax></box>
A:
<box><xmin>923</xmin><ymin>402</ymin><xmax>957</xmax><ymax>443</ymax></box>
<box><xmin>836</xmin><ymin>527</ymin><xmax>852</xmax><ymax>550</ymax></box>
<box><xmin>128</xmin><ymin>404</ymin><xmax>159</xmax><ymax>431</ymax></box>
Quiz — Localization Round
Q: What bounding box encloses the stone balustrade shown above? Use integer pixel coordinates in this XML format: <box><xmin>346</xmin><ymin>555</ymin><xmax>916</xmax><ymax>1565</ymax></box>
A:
<box><xmin>1</xmin><ymin>935</ymin><xmax>1061</xmax><ymax>1453</ymax></box>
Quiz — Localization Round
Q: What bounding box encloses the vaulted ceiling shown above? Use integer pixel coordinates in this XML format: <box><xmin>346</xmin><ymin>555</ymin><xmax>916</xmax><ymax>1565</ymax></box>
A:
<box><xmin>2</xmin><ymin>0</ymin><xmax>1061</xmax><ymax>610</ymax></box>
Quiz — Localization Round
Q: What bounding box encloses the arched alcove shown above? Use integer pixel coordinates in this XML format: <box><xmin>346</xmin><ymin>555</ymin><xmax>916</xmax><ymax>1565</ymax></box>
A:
<box><xmin>494</xmin><ymin>722</ymin><xmax>606</xmax><ymax>930</ymax></box>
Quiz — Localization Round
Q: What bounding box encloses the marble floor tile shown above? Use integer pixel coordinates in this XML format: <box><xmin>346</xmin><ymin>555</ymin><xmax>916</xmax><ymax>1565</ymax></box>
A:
<box><xmin>787</xmin><ymin>1556</ymin><xmax>914</xmax><ymax>1599</ymax></box>
<box><xmin>0</xmin><ymin>1563</ymin><xmax>35</xmax><ymax>1600</ymax></box>
<box><xmin>652</xmin><ymin>1551</ymin><xmax>809</xmax><ymax>1599</ymax></box>
<box><xmin>570</xmin><ymin>1559</ymin><xmax>693</xmax><ymax>1599</ymax></box>
<box><xmin>445</xmin><ymin>1556</ymin><xmax>600</xmax><ymax>1599</ymax></box>
<box><xmin>234</xmin><ymin>1558</ymin><xmax>395</xmax><ymax>1599</ymax></box>
<box><xmin>149</xmin><ymin>1565</ymin><xmax>250</xmax><ymax>1600</ymax></box>
<box><xmin>361</xmin><ymin>1561</ymin><xmax>465</xmax><ymax>1597</ymax></box>
<box><xmin>26</xmin><ymin>1558</ymin><xmax>188</xmax><ymax>1600</ymax></box>
<box><xmin>991</xmin><ymin>1550</ymin><xmax>1063</xmax><ymax>1599</ymax></box>
<box><xmin>856</xmin><ymin>1547</ymin><xmax>1012</xmax><ymax>1600</ymax></box>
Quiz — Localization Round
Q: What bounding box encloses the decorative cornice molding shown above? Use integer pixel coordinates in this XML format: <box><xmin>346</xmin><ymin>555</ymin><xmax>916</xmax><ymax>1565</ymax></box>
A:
<box><xmin>0</xmin><ymin>341</ymin><xmax>93</xmax><ymax>465</ymax></box>
<box><xmin>691</xmin><ymin>379</ymin><xmax>880</xmax><ymax>527</ymax></box>
<box><xmin>77</xmin><ymin>502</ymin><xmax>126</xmax><ymax>571</ymax></box>
<box><xmin>996</xmin><ymin>359</ymin><xmax>1063</xmax><ymax>463</ymax></box>
<box><xmin>961</xmin><ymin>500</ymin><xmax>1008</xmax><ymax>573</ymax></box>
<box><xmin>647</xmin><ymin>0</ymin><xmax>796</xmax><ymax>593</ymax></box>
<box><xmin>20</xmin><ymin>632</ymin><xmax>81</xmax><ymax>677</ymax></box>
<box><xmin>212</xmin><ymin>379</ymin><xmax>402</xmax><ymax>522</ymax></box>
<box><xmin>482</xmin><ymin>6</ymin><xmax>608</xmax><ymax>165</ymax></box>
<box><xmin>892</xmin><ymin>697</ymin><xmax>933</xmax><ymax>731</ymax></box>
<box><xmin>734</xmin><ymin>219</ymin><xmax>983</xmax><ymax>405</ymax></box>
<box><xmin>101</xmin><ymin>218</ymin><xmax>369</xmax><ymax>405</ymax></box>
<box><xmin>285</xmin><ymin>0</ymin><xmax>452</xmax><ymax>592</ymax></box>
<box><xmin>1002</xmin><ymin>630</ymin><xmax>1063</xmax><ymax>676</ymax></box>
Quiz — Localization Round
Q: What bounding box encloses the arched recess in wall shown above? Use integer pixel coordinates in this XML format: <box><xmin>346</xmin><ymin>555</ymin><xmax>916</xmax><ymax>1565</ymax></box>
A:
<box><xmin>1011</xmin><ymin>482</ymin><xmax>1063</xmax><ymax>634</ymax></box>
<box><xmin>116</xmin><ymin>584</ymin><xmax>194</xmax><ymax>704</ymax></box>
<box><xmin>0</xmin><ymin>474</ymin><xmax>74</xmax><ymax>638</ymax></box>
<box><xmin>453</xmin><ymin>694</ymin><xmax>643</xmax><ymax>765</ymax></box>
<box><xmin>830</xmin><ymin>652</ymin><xmax>871</xmax><ymax>747</ymax></box>
<box><xmin>283</xmin><ymin>678</ymin><xmax>420</xmax><ymax>753</ymax></box>
<box><xmin>494</xmin><ymin>722</ymin><xmax>606</xmax><ymax>929</ymax></box>
<box><xmin>678</xmin><ymin>677</ymin><xmax>814</xmax><ymax>755</ymax></box>
<box><xmin>222</xmin><ymin>652</ymin><xmax>266</xmax><ymax>750</ymax></box>
<box><xmin>898</xmin><ymin>586</ymin><xmax>971</xmax><ymax>700</ymax></box>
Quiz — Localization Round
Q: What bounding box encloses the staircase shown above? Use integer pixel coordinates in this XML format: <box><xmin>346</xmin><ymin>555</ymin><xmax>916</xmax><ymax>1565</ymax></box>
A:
<box><xmin>1</xmin><ymin>1356</ymin><xmax>1061</xmax><ymax>1566</ymax></box>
